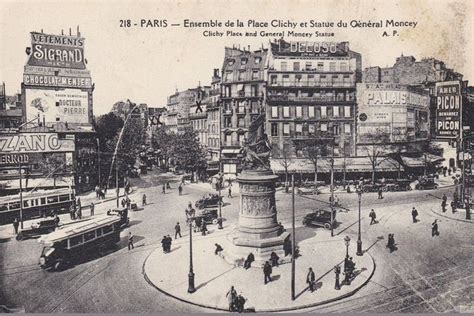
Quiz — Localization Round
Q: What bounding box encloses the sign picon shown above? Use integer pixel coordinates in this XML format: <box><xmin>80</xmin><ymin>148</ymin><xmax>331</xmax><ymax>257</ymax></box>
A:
<box><xmin>435</xmin><ymin>81</ymin><xmax>462</xmax><ymax>139</ymax></box>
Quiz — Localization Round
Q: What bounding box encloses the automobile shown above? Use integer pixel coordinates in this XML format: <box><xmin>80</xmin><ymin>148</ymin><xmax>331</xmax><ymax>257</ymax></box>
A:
<box><xmin>195</xmin><ymin>194</ymin><xmax>222</xmax><ymax>209</ymax></box>
<box><xmin>302</xmin><ymin>209</ymin><xmax>337</xmax><ymax>230</ymax></box>
<box><xmin>385</xmin><ymin>179</ymin><xmax>412</xmax><ymax>192</ymax></box>
<box><xmin>360</xmin><ymin>182</ymin><xmax>386</xmax><ymax>193</ymax></box>
<box><xmin>16</xmin><ymin>219</ymin><xmax>57</xmax><ymax>241</ymax></box>
<box><xmin>415</xmin><ymin>177</ymin><xmax>438</xmax><ymax>190</ymax></box>
<box><xmin>106</xmin><ymin>208</ymin><xmax>130</xmax><ymax>228</ymax></box>
<box><xmin>195</xmin><ymin>208</ymin><xmax>219</xmax><ymax>225</ymax></box>
<box><xmin>297</xmin><ymin>187</ymin><xmax>320</xmax><ymax>195</ymax></box>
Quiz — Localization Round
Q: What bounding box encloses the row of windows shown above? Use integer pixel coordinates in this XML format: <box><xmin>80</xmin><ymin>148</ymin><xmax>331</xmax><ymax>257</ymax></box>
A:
<box><xmin>69</xmin><ymin>224</ymin><xmax>114</xmax><ymax>248</ymax></box>
<box><xmin>223</xmin><ymin>84</ymin><xmax>260</xmax><ymax>98</ymax></box>
<box><xmin>224</xmin><ymin>116</ymin><xmax>247</xmax><ymax>128</ymax></box>
<box><xmin>227</xmin><ymin>56</ymin><xmax>262</xmax><ymax>67</ymax></box>
<box><xmin>223</xmin><ymin>99</ymin><xmax>261</xmax><ymax>114</ymax></box>
<box><xmin>224</xmin><ymin>133</ymin><xmax>246</xmax><ymax>147</ymax></box>
<box><xmin>0</xmin><ymin>193</ymin><xmax>72</xmax><ymax>212</ymax></box>
<box><xmin>208</xmin><ymin>137</ymin><xmax>220</xmax><ymax>148</ymax></box>
<box><xmin>270</xmin><ymin>122</ymin><xmax>352</xmax><ymax>137</ymax></box>
<box><xmin>224</xmin><ymin>70</ymin><xmax>262</xmax><ymax>82</ymax></box>
<box><xmin>279</xmin><ymin>60</ymin><xmax>350</xmax><ymax>72</ymax></box>
<box><xmin>192</xmin><ymin>119</ymin><xmax>207</xmax><ymax>130</ymax></box>
<box><xmin>271</xmin><ymin>105</ymin><xmax>352</xmax><ymax>119</ymax></box>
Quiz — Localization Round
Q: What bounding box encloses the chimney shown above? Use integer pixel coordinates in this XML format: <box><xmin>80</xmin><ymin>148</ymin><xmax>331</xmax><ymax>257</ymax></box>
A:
<box><xmin>214</xmin><ymin>68</ymin><xmax>219</xmax><ymax>77</ymax></box>
<box><xmin>248</xmin><ymin>45</ymin><xmax>250</xmax><ymax>52</ymax></box>
<box><xmin>69</xmin><ymin>27</ymin><xmax>72</xmax><ymax>36</ymax></box>
<box><xmin>77</xmin><ymin>25</ymin><xmax>81</xmax><ymax>37</ymax></box>
<box><xmin>61</xmin><ymin>29</ymin><xmax>64</xmax><ymax>35</ymax></box>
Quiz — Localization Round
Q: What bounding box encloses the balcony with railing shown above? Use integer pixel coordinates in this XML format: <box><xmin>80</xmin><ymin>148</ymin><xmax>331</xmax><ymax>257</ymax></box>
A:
<box><xmin>267</xmin><ymin>94</ymin><xmax>356</xmax><ymax>103</ymax></box>
<box><xmin>269</xmin><ymin>80</ymin><xmax>355</xmax><ymax>88</ymax></box>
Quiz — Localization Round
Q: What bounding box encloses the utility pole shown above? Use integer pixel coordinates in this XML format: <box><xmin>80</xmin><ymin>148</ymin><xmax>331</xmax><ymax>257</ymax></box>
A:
<box><xmin>97</xmin><ymin>138</ymin><xmax>101</xmax><ymax>188</ymax></box>
<box><xmin>291</xmin><ymin>174</ymin><xmax>296</xmax><ymax>301</ymax></box>
<box><xmin>330</xmin><ymin>141</ymin><xmax>335</xmax><ymax>237</ymax></box>
<box><xmin>116</xmin><ymin>159</ymin><xmax>119</xmax><ymax>208</ymax></box>
<box><xmin>188</xmin><ymin>217</ymin><xmax>196</xmax><ymax>293</ymax></box>
<box><xmin>19</xmin><ymin>161</ymin><xmax>24</xmax><ymax>229</ymax></box>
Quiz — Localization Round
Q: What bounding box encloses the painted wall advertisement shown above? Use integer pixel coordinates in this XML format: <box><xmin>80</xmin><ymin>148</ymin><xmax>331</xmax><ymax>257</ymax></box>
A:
<box><xmin>27</xmin><ymin>32</ymin><xmax>86</xmax><ymax>69</ymax></box>
<box><xmin>435</xmin><ymin>81</ymin><xmax>462</xmax><ymax>138</ymax></box>
<box><xmin>0</xmin><ymin>133</ymin><xmax>75</xmax><ymax>154</ymax></box>
<box><xmin>25</xmin><ymin>88</ymin><xmax>89</xmax><ymax>123</ymax></box>
<box><xmin>23</xmin><ymin>65</ymin><xmax>92</xmax><ymax>89</ymax></box>
<box><xmin>356</xmin><ymin>83</ymin><xmax>429</xmax><ymax>143</ymax></box>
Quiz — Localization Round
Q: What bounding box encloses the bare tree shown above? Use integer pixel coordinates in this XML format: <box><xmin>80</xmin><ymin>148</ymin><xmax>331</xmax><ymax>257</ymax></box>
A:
<box><xmin>275</xmin><ymin>141</ymin><xmax>293</xmax><ymax>193</ymax></box>
<box><xmin>303</xmin><ymin>134</ymin><xmax>331</xmax><ymax>192</ymax></box>
<box><xmin>365</xmin><ymin>130</ymin><xmax>391</xmax><ymax>184</ymax></box>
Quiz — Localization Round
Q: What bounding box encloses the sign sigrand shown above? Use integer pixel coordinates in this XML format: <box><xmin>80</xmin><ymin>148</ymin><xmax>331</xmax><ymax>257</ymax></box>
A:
<box><xmin>27</xmin><ymin>32</ymin><xmax>86</xmax><ymax>69</ymax></box>
<box><xmin>0</xmin><ymin>133</ymin><xmax>75</xmax><ymax>154</ymax></box>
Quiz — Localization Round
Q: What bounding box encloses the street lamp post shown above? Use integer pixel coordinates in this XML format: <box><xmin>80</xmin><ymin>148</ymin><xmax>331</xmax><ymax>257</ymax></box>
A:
<box><xmin>344</xmin><ymin>235</ymin><xmax>350</xmax><ymax>271</ymax></box>
<box><xmin>188</xmin><ymin>218</ymin><xmax>196</xmax><ymax>293</ymax></box>
<box><xmin>356</xmin><ymin>189</ymin><xmax>363</xmax><ymax>256</ymax></box>
<box><xmin>217</xmin><ymin>173</ymin><xmax>223</xmax><ymax>229</ymax></box>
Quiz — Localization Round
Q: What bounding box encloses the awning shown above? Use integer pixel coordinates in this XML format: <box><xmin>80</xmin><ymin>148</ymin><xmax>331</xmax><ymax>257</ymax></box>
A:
<box><xmin>221</xmin><ymin>149</ymin><xmax>241</xmax><ymax>155</ymax></box>
<box><xmin>401</xmin><ymin>154</ymin><xmax>445</xmax><ymax>168</ymax></box>
<box><xmin>270</xmin><ymin>157</ymin><xmax>403</xmax><ymax>174</ymax></box>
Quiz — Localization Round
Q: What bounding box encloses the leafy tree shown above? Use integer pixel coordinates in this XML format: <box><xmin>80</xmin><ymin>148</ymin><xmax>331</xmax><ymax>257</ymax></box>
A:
<box><xmin>37</xmin><ymin>154</ymin><xmax>68</xmax><ymax>188</ymax></box>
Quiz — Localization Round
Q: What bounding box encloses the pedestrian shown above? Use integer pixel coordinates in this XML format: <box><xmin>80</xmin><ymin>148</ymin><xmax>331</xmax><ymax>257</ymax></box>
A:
<box><xmin>441</xmin><ymin>199</ymin><xmax>447</xmax><ymax>213</ymax></box>
<box><xmin>378</xmin><ymin>188</ymin><xmax>383</xmax><ymax>199</ymax></box>
<box><xmin>448</xmin><ymin>168</ymin><xmax>452</xmax><ymax>176</ymax></box>
<box><xmin>226</xmin><ymin>286</ymin><xmax>237</xmax><ymax>312</ymax></box>
<box><xmin>432</xmin><ymin>219</ymin><xmax>439</xmax><ymax>237</ymax></box>
<box><xmin>174</xmin><ymin>222</ymin><xmax>182</xmax><ymax>239</ymax></box>
<box><xmin>215</xmin><ymin>243</ymin><xmax>223</xmax><ymax>255</ymax></box>
<box><xmin>12</xmin><ymin>217</ymin><xmax>19</xmax><ymax>235</ymax></box>
<box><xmin>54</xmin><ymin>214</ymin><xmax>60</xmax><ymax>227</ymax></box>
<box><xmin>76</xmin><ymin>208</ymin><xmax>82</xmax><ymax>220</ymax></box>
<box><xmin>270</xmin><ymin>251</ymin><xmax>279</xmax><ymax>267</ymax></box>
<box><xmin>166</xmin><ymin>235</ymin><xmax>172</xmax><ymax>252</ymax></box>
<box><xmin>121</xmin><ymin>198</ymin><xmax>126</xmax><ymax>208</ymax></box>
<box><xmin>201</xmin><ymin>220</ymin><xmax>207</xmax><ymax>236</ymax></box>
<box><xmin>387</xmin><ymin>233</ymin><xmax>395</xmax><ymax>253</ymax></box>
<box><xmin>243</xmin><ymin>253</ymin><xmax>254</xmax><ymax>269</ymax></box>
<box><xmin>334</xmin><ymin>265</ymin><xmax>341</xmax><ymax>290</ymax></box>
<box><xmin>345</xmin><ymin>257</ymin><xmax>355</xmax><ymax>284</ymax></box>
<box><xmin>228</xmin><ymin>187</ymin><xmax>232</xmax><ymax>198</ymax></box>
<box><xmin>166</xmin><ymin>182</ymin><xmax>171</xmax><ymax>189</ymax></box>
<box><xmin>95</xmin><ymin>185</ymin><xmax>99</xmax><ymax>198</ymax></box>
<box><xmin>178</xmin><ymin>184</ymin><xmax>183</xmax><ymax>196</ymax></box>
<box><xmin>77</xmin><ymin>198</ymin><xmax>81</xmax><ymax>210</ymax></box>
<box><xmin>161</xmin><ymin>236</ymin><xmax>167</xmax><ymax>253</ymax></box>
<box><xmin>70</xmin><ymin>205</ymin><xmax>75</xmax><ymax>220</ymax></box>
<box><xmin>369</xmin><ymin>209</ymin><xmax>377</xmax><ymax>225</ymax></box>
<box><xmin>142</xmin><ymin>194</ymin><xmax>147</xmax><ymax>206</ymax></box>
<box><xmin>90</xmin><ymin>202</ymin><xmax>95</xmax><ymax>216</ymax></box>
<box><xmin>263</xmin><ymin>261</ymin><xmax>273</xmax><ymax>284</ymax></box>
<box><xmin>235</xmin><ymin>293</ymin><xmax>246</xmax><ymax>313</ymax></box>
<box><xmin>451</xmin><ymin>200</ymin><xmax>456</xmax><ymax>214</ymax></box>
<box><xmin>162</xmin><ymin>184</ymin><xmax>166</xmax><ymax>194</ymax></box>
<box><xmin>306</xmin><ymin>267</ymin><xmax>316</xmax><ymax>292</ymax></box>
<box><xmin>188</xmin><ymin>201</ymin><xmax>193</xmax><ymax>210</ymax></box>
<box><xmin>411</xmin><ymin>207</ymin><xmax>418</xmax><ymax>223</ymax></box>
<box><xmin>128</xmin><ymin>232</ymin><xmax>134</xmax><ymax>250</ymax></box>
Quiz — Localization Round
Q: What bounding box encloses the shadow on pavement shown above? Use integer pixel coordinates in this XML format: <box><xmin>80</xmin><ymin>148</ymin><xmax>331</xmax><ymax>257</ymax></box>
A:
<box><xmin>128</xmin><ymin>220</ymin><xmax>142</xmax><ymax>227</ymax></box>
<box><xmin>294</xmin><ymin>226</ymin><xmax>317</xmax><ymax>243</ymax></box>
<box><xmin>195</xmin><ymin>266</ymin><xmax>236</xmax><ymax>291</ymax></box>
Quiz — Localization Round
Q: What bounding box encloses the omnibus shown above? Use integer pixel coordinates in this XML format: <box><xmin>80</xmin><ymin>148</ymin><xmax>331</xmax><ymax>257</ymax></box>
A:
<box><xmin>0</xmin><ymin>188</ymin><xmax>75</xmax><ymax>225</ymax></box>
<box><xmin>39</xmin><ymin>215</ymin><xmax>122</xmax><ymax>271</ymax></box>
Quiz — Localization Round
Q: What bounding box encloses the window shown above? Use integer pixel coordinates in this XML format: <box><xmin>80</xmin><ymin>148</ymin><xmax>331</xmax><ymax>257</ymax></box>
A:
<box><xmin>296</xmin><ymin>123</ymin><xmax>303</xmax><ymax>136</ymax></box>
<box><xmin>305</xmin><ymin>61</ymin><xmax>312</xmax><ymax>70</ymax></box>
<box><xmin>308</xmin><ymin>124</ymin><xmax>315</xmax><ymax>134</ymax></box>
<box><xmin>293</xmin><ymin>62</ymin><xmax>300</xmax><ymax>71</ymax></box>
<box><xmin>226</xmin><ymin>134</ymin><xmax>232</xmax><ymax>146</ymax></box>
<box><xmin>344</xmin><ymin>106</ymin><xmax>351</xmax><ymax>117</ymax></box>
<box><xmin>41</xmin><ymin>198</ymin><xmax>45</xmax><ymax>205</ymax></box>
<box><xmin>59</xmin><ymin>194</ymin><xmax>70</xmax><ymax>202</ymax></box>
<box><xmin>340</xmin><ymin>62</ymin><xmax>348</xmax><ymax>72</ymax></box>
<box><xmin>228</xmin><ymin>59</ymin><xmax>234</xmax><ymax>66</ymax></box>
<box><xmin>238</xmin><ymin>102</ymin><xmax>245</xmax><ymax>113</ymax></box>
<box><xmin>251</xmin><ymin>85</ymin><xmax>258</xmax><ymax>96</ymax></box>
<box><xmin>225</xmin><ymin>71</ymin><xmax>232</xmax><ymax>81</ymax></box>
<box><xmin>47</xmin><ymin>196</ymin><xmax>59</xmax><ymax>204</ymax></box>
<box><xmin>238</xmin><ymin>133</ymin><xmax>245</xmax><ymax>145</ymax></box>
<box><xmin>308</xmin><ymin>106</ymin><xmax>315</xmax><ymax>117</ymax></box>
<box><xmin>271</xmin><ymin>106</ymin><xmax>279</xmax><ymax>118</ymax></box>
<box><xmin>333</xmin><ymin>125</ymin><xmax>339</xmax><ymax>135</ymax></box>
<box><xmin>344</xmin><ymin>123</ymin><xmax>351</xmax><ymax>134</ymax></box>
<box><xmin>329</xmin><ymin>62</ymin><xmax>336</xmax><ymax>71</ymax></box>
<box><xmin>238</xmin><ymin>117</ymin><xmax>245</xmax><ymax>127</ymax></box>
<box><xmin>252</xmin><ymin>70</ymin><xmax>259</xmax><ymax>80</ymax></box>
<box><xmin>283</xmin><ymin>123</ymin><xmax>290</xmax><ymax>136</ymax></box>
<box><xmin>70</xmin><ymin>235</ymin><xmax>83</xmax><ymax>247</ymax></box>
<box><xmin>296</xmin><ymin>106</ymin><xmax>302</xmax><ymax>117</ymax></box>
<box><xmin>317</xmin><ymin>62</ymin><xmax>324</xmax><ymax>71</ymax></box>
<box><xmin>241</xmin><ymin>58</ymin><xmax>247</xmax><ymax>65</ymax></box>
<box><xmin>96</xmin><ymin>228</ymin><xmax>103</xmax><ymax>237</ymax></box>
<box><xmin>321</xmin><ymin>123</ymin><xmax>328</xmax><ymax>132</ymax></box>
<box><xmin>238</xmin><ymin>71</ymin><xmax>245</xmax><ymax>81</ymax></box>
<box><xmin>321</xmin><ymin>106</ymin><xmax>327</xmax><ymax>118</ymax></box>
<box><xmin>281</xmin><ymin>61</ymin><xmax>287</xmax><ymax>71</ymax></box>
<box><xmin>84</xmin><ymin>230</ymin><xmax>96</xmax><ymax>242</ymax></box>
<box><xmin>271</xmin><ymin>123</ymin><xmax>278</xmax><ymax>136</ymax></box>
<box><xmin>224</xmin><ymin>86</ymin><xmax>231</xmax><ymax>97</ymax></box>
<box><xmin>333</xmin><ymin>106</ymin><xmax>340</xmax><ymax>117</ymax></box>
<box><xmin>270</xmin><ymin>75</ymin><xmax>277</xmax><ymax>85</ymax></box>
<box><xmin>224</xmin><ymin>117</ymin><xmax>232</xmax><ymax>127</ymax></box>
<box><xmin>223</xmin><ymin>164</ymin><xmax>237</xmax><ymax>174</ymax></box>
<box><xmin>103</xmin><ymin>225</ymin><xmax>113</xmax><ymax>234</ymax></box>
<box><xmin>283</xmin><ymin>106</ymin><xmax>290</xmax><ymax>118</ymax></box>
<box><xmin>255</xmin><ymin>57</ymin><xmax>261</xmax><ymax>64</ymax></box>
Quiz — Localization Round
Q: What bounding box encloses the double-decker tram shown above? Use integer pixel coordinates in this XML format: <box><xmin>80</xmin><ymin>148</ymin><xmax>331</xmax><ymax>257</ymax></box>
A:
<box><xmin>39</xmin><ymin>215</ymin><xmax>122</xmax><ymax>271</ymax></box>
<box><xmin>0</xmin><ymin>188</ymin><xmax>75</xmax><ymax>225</ymax></box>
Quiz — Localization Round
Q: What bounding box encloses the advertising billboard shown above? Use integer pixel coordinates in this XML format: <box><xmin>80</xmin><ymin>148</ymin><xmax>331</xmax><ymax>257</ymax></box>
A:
<box><xmin>25</xmin><ymin>88</ymin><xmax>89</xmax><ymax>124</ymax></box>
<box><xmin>27</xmin><ymin>32</ymin><xmax>86</xmax><ymax>69</ymax></box>
<box><xmin>0</xmin><ymin>133</ymin><xmax>75</xmax><ymax>154</ymax></box>
<box><xmin>23</xmin><ymin>65</ymin><xmax>92</xmax><ymax>89</ymax></box>
<box><xmin>271</xmin><ymin>39</ymin><xmax>349</xmax><ymax>57</ymax></box>
<box><xmin>356</xmin><ymin>83</ymin><xmax>430</xmax><ymax>143</ymax></box>
<box><xmin>435</xmin><ymin>81</ymin><xmax>462</xmax><ymax>138</ymax></box>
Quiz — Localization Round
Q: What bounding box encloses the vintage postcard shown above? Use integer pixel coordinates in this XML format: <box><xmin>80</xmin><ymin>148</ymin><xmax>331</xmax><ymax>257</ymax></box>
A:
<box><xmin>0</xmin><ymin>0</ymin><xmax>473</xmax><ymax>313</ymax></box>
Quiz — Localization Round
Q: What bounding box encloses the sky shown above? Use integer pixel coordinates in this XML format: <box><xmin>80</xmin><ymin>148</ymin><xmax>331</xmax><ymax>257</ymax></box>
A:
<box><xmin>0</xmin><ymin>0</ymin><xmax>473</xmax><ymax>116</ymax></box>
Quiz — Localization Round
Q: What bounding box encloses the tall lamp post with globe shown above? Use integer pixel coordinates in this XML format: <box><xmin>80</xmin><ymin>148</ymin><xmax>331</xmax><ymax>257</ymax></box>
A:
<box><xmin>356</xmin><ymin>188</ymin><xmax>363</xmax><ymax>256</ymax></box>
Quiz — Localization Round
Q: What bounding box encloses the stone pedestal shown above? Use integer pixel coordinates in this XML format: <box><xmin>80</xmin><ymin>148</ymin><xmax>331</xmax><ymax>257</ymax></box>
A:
<box><xmin>223</xmin><ymin>169</ymin><xmax>290</xmax><ymax>267</ymax></box>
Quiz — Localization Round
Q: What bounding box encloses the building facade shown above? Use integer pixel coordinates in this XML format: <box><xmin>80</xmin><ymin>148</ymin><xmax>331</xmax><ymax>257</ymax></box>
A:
<box><xmin>266</xmin><ymin>40</ymin><xmax>361</xmax><ymax>161</ymax></box>
<box><xmin>206</xmin><ymin>69</ymin><xmax>221</xmax><ymax>175</ymax></box>
<box><xmin>189</xmin><ymin>85</ymin><xmax>210</xmax><ymax>148</ymax></box>
<box><xmin>220</xmin><ymin>46</ymin><xmax>267</xmax><ymax>175</ymax></box>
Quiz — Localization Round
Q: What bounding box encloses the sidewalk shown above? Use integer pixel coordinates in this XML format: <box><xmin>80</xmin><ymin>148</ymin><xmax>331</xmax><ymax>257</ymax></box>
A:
<box><xmin>430</xmin><ymin>207</ymin><xmax>473</xmax><ymax>224</ymax></box>
<box><xmin>143</xmin><ymin>225</ymin><xmax>375</xmax><ymax>312</ymax></box>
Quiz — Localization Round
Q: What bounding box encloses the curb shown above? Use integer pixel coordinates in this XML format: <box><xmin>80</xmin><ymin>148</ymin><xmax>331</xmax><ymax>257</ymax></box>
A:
<box><xmin>141</xmin><ymin>248</ymin><xmax>376</xmax><ymax>313</ymax></box>
<box><xmin>430</xmin><ymin>208</ymin><xmax>473</xmax><ymax>224</ymax></box>
<box><xmin>77</xmin><ymin>189</ymin><xmax>136</xmax><ymax>210</ymax></box>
